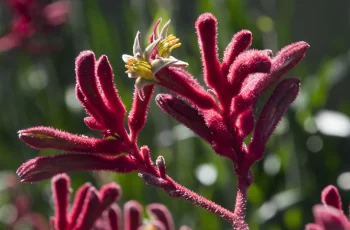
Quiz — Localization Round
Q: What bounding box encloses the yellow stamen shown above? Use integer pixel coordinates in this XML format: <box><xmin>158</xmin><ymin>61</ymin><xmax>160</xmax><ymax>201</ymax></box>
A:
<box><xmin>158</xmin><ymin>34</ymin><xmax>181</xmax><ymax>58</ymax></box>
<box><xmin>125</xmin><ymin>57</ymin><xmax>154</xmax><ymax>80</ymax></box>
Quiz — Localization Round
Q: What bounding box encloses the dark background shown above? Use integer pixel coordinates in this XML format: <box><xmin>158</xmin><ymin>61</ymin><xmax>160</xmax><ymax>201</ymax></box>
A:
<box><xmin>0</xmin><ymin>0</ymin><xmax>349</xmax><ymax>229</ymax></box>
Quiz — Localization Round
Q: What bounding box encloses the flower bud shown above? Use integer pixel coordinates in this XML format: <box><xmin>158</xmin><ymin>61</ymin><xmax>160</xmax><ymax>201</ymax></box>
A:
<box><xmin>156</xmin><ymin>156</ymin><xmax>167</xmax><ymax>178</ymax></box>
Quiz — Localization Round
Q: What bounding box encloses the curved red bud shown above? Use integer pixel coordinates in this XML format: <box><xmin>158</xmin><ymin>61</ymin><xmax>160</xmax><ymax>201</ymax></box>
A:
<box><xmin>72</xmin><ymin>187</ymin><xmax>101</xmax><ymax>230</ymax></box>
<box><xmin>18</xmin><ymin>126</ymin><xmax>128</xmax><ymax>156</ymax></box>
<box><xmin>96</xmin><ymin>55</ymin><xmax>126</xmax><ymax>123</ymax></box>
<box><xmin>124</xmin><ymin>201</ymin><xmax>143</xmax><ymax>230</ymax></box>
<box><xmin>69</xmin><ymin>182</ymin><xmax>92</xmax><ymax>229</ymax></box>
<box><xmin>221</xmin><ymin>30</ymin><xmax>252</xmax><ymax>77</ymax></box>
<box><xmin>248</xmin><ymin>78</ymin><xmax>300</xmax><ymax>162</ymax></box>
<box><xmin>52</xmin><ymin>174</ymin><xmax>70</xmax><ymax>230</ymax></box>
<box><xmin>195</xmin><ymin>13</ymin><xmax>222</xmax><ymax>92</ymax></box>
<box><xmin>321</xmin><ymin>185</ymin><xmax>342</xmax><ymax>211</ymax></box>
<box><xmin>147</xmin><ymin>203</ymin><xmax>174</xmax><ymax>230</ymax></box>
<box><xmin>238</xmin><ymin>42</ymin><xmax>309</xmax><ymax>107</ymax></box>
<box><xmin>100</xmin><ymin>183</ymin><xmax>122</xmax><ymax>210</ymax></box>
<box><xmin>155</xmin><ymin>94</ymin><xmax>212</xmax><ymax>143</ymax></box>
<box><xmin>108</xmin><ymin>204</ymin><xmax>122</xmax><ymax>230</ymax></box>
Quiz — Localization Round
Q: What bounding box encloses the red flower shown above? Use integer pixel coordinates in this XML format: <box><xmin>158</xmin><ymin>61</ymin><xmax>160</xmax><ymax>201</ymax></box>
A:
<box><xmin>306</xmin><ymin>185</ymin><xmax>350</xmax><ymax>230</ymax></box>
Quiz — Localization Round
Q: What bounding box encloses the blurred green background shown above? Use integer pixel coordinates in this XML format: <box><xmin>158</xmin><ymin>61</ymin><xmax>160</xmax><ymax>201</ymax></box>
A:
<box><xmin>0</xmin><ymin>0</ymin><xmax>349</xmax><ymax>229</ymax></box>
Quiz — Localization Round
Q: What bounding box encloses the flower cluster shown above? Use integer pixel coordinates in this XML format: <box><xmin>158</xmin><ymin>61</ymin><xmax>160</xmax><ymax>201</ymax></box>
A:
<box><xmin>0</xmin><ymin>0</ymin><xmax>69</xmax><ymax>53</ymax></box>
<box><xmin>49</xmin><ymin>173</ymin><xmax>189</xmax><ymax>230</ymax></box>
<box><xmin>306</xmin><ymin>185</ymin><xmax>350</xmax><ymax>230</ymax></box>
<box><xmin>16</xmin><ymin>13</ymin><xmax>309</xmax><ymax>229</ymax></box>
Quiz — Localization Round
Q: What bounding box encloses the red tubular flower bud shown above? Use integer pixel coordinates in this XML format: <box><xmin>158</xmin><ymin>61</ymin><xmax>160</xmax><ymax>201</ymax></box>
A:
<box><xmin>140</xmin><ymin>145</ymin><xmax>152</xmax><ymax>165</ymax></box>
<box><xmin>227</xmin><ymin>50</ymin><xmax>271</xmax><ymax>96</ymax></box>
<box><xmin>96</xmin><ymin>55</ymin><xmax>126</xmax><ymax>123</ymax></box>
<box><xmin>16</xmin><ymin>154</ymin><xmax>139</xmax><ymax>182</ymax></box>
<box><xmin>248</xmin><ymin>78</ymin><xmax>300</xmax><ymax>161</ymax></box>
<box><xmin>72</xmin><ymin>187</ymin><xmax>101</xmax><ymax>230</ymax></box>
<box><xmin>155</xmin><ymin>94</ymin><xmax>212</xmax><ymax>143</ymax></box>
<box><xmin>312</xmin><ymin>205</ymin><xmax>350</xmax><ymax>230</ymax></box>
<box><xmin>52</xmin><ymin>174</ymin><xmax>70</xmax><ymax>230</ymax></box>
<box><xmin>18</xmin><ymin>126</ymin><xmax>128</xmax><ymax>156</ymax></box>
<box><xmin>75</xmin><ymin>51</ymin><xmax>108</xmax><ymax>121</ymax></box>
<box><xmin>221</xmin><ymin>30</ymin><xmax>252</xmax><ymax>77</ymax></box>
<box><xmin>76</xmin><ymin>51</ymin><xmax>123</xmax><ymax>134</ymax></box>
<box><xmin>128</xmin><ymin>85</ymin><xmax>154</xmax><ymax>143</ymax></box>
<box><xmin>156</xmin><ymin>67</ymin><xmax>217</xmax><ymax>110</ymax></box>
<box><xmin>147</xmin><ymin>203</ymin><xmax>174</xmax><ymax>230</ymax></box>
<box><xmin>237</xmin><ymin>42</ymin><xmax>309</xmax><ymax>107</ymax></box>
<box><xmin>156</xmin><ymin>156</ymin><xmax>167</xmax><ymax>179</ymax></box>
<box><xmin>124</xmin><ymin>200</ymin><xmax>143</xmax><ymax>230</ymax></box>
<box><xmin>99</xmin><ymin>183</ymin><xmax>122</xmax><ymax>211</ymax></box>
<box><xmin>69</xmin><ymin>182</ymin><xmax>92</xmax><ymax>229</ymax></box>
<box><xmin>195</xmin><ymin>13</ymin><xmax>222</xmax><ymax>93</ymax></box>
<box><xmin>321</xmin><ymin>185</ymin><xmax>342</xmax><ymax>211</ymax></box>
<box><xmin>108</xmin><ymin>204</ymin><xmax>122</xmax><ymax>230</ymax></box>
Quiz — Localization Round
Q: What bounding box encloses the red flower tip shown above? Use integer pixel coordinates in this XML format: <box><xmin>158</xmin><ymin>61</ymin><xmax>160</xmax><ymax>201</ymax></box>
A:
<box><xmin>195</xmin><ymin>13</ymin><xmax>221</xmax><ymax>92</ymax></box>
<box><xmin>263</xmin><ymin>41</ymin><xmax>310</xmax><ymax>92</ymax></box>
<box><xmin>18</xmin><ymin>126</ymin><xmax>127</xmax><ymax>156</ymax></box>
<box><xmin>156</xmin><ymin>156</ymin><xmax>167</xmax><ymax>178</ymax></box>
<box><xmin>321</xmin><ymin>185</ymin><xmax>342</xmax><ymax>211</ymax></box>
<box><xmin>155</xmin><ymin>94</ymin><xmax>212</xmax><ymax>143</ymax></box>
<box><xmin>96</xmin><ymin>55</ymin><xmax>127</xmax><ymax>122</ymax></box>
<box><xmin>311</xmin><ymin>205</ymin><xmax>350</xmax><ymax>230</ymax></box>
<box><xmin>124</xmin><ymin>200</ymin><xmax>143</xmax><ymax>230</ymax></box>
<box><xmin>222</xmin><ymin>30</ymin><xmax>253</xmax><ymax>77</ymax></box>
<box><xmin>74</xmin><ymin>187</ymin><xmax>101</xmax><ymax>230</ymax></box>
<box><xmin>69</xmin><ymin>182</ymin><xmax>92</xmax><ymax>229</ymax></box>
<box><xmin>248</xmin><ymin>78</ymin><xmax>300</xmax><ymax>161</ymax></box>
<box><xmin>147</xmin><ymin>203</ymin><xmax>174</xmax><ymax>230</ymax></box>
<box><xmin>52</xmin><ymin>173</ymin><xmax>70</xmax><ymax>230</ymax></box>
<box><xmin>108</xmin><ymin>204</ymin><xmax>122</xmax><ymax>230</ymax></box>
<box><xmin>100</xmin><ymin>182</ymin><xmax>122</xmax><ymax>210</ymax></box>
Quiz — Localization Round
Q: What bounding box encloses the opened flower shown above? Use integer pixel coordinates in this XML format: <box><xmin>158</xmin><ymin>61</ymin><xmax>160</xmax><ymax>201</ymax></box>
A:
<box><xmin>122</xmin><ymin>20</ymin><xmax>187</xmax><ymax>93</ymax></box>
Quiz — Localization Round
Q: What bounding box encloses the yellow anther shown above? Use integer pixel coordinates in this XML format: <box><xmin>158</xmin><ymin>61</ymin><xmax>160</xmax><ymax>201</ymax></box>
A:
<box><xmin>158</xmin><ymin>34</ymin><xmax>181</xmax><ymax>58</ymax></box>
<box><xmin>125</xmin><ymin>57</ymin><xmax>154</xmax><ymax>80</ymax></box>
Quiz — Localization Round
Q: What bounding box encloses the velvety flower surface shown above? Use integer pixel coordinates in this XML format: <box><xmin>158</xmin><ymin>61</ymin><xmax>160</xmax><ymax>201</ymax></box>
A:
<box><xmin>306</xmin><ymin>185</ymin><xmax>350</xmax><ymax>230</ymax></box>
<box><xmin>16</xmin><ymin>13</ymin><xmax>309</xmax><ymax>229</ymax></box>
<box><xmin>49</xmin><ymin>174</ymin><xmax>190</xmax><ymax>230</ymax></box>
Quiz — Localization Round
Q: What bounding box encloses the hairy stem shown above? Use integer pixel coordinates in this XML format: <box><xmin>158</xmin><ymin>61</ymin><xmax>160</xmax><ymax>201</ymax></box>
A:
<box><xmin>232</xmin><ymin>176</ymin><xmax>249</xmax><ymax>230</ymax></box>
